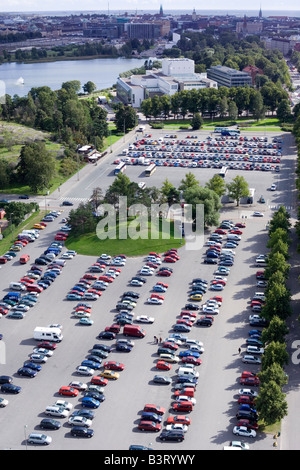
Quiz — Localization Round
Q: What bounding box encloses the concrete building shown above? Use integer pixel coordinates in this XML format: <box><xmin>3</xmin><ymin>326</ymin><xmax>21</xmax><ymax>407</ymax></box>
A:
<box><xmin>116</xmin><ymin>58</ymin><xmax>217</xmax><ymax>107</ymax></box>
<box><xmin>207</xmin><ymin>65</ymin><xmax>252</xmax><ymax>88</ymax></box>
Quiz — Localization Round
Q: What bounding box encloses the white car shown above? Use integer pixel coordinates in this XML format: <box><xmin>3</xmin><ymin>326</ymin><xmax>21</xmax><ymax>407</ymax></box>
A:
<box><xmin>60</xmin><ymin>253</ymin><xmax>74</xmax><ymax>259</ymax></box>
<box><xmin>76</xmin><ymin>366</ymin><xmax>95</xmax><ymax>376</ymax></box>
<box><xmin>139</xmin><ymin>269</ymin><xmax>154</xmax><ymax>276</ymax></box>
<box><xmin>184</xmin><ymin>339</ymin><xmax>204</xmax><ymax>348</ymax></box>
<box><xmin>270</xmin><ymin>184</ymin><xmax>277</xmax><ymax>191</ymax></box>
<box><xmin>68</xmin><ymin>381</ymin><xmax>88</xmax><ymax>391</ymax></box>
<box><xmin>166</xmin><ymin>423</ymin><xmax>188</xmax><ymax>433</ymax></box>
<box><xmin>0</xmin><ymin>397</ymin><xmax>9</xmax><ymax>407</ymax></box>
<box><xmin>99</xmin><ymin>254</ymin><xmax>111</xmax><ymax>260</ymax></box>
<box><xmin>74</xmin><ymin>311</ymin><xmax>91</xmax><ymax>318</ymax></box>
<box><xmin>186</xmin><ymin>344</ymin><xmax>205</xmax><ymax>354</ymax></box>
<box><xmin>230</xmin><ymin>441</ymin><xmax>250</xmax><ymax>450</ymax></box>
<box><xmin>242</xmin><ymin>355</ymin><xmax>261</xmax><ymax>365</ymax></box>
<box><xmin>136</xmin><ymin>315</ymin><xmax>155</xmax><ymax>324</ymax></box>
<box><xmin>33</xmin><ymin>348</ymin><xmax>53</xmax><ymax>357</ymax></box>
<box><xmin>68</xmin><ymin>416</ymin><xmax>92</xmax><ymax>427</ymax></box>
<box><xmin>238</xmin><ymin>388</ymin><xmax>258</xmax><ymax>398</ymax></box>
<box><xmin>214</xmin><ymin>276</ymin><xmax>228</xmax><ymax>282</ymax></box>
<box><xmin>246</xmin><ymin>345</ymin><xmax>264</xmax><ymax>355</ymax></box>
<box><xmin>54</xmin><ymin>400</ymin><xmax>73</xmax><ymax>411</ymax></box>
<box><xmin>130</xmin><ymin>279</ymin><xmax>143</xmax><ymax>286</ymax></box>
<box><xmin>253</xmin><ymin>212</ymin><xmax>264</xmax><ymax>217</ymax></box>
<box><xmin>233</xmin><ymin>426</ymin><xmax>256</xmax><ymax>438</ymax></box>
<box><xmin>256</xmin><ymin>280</ymin><xmax>267</xmax><ymax>287</ymax></box>
<box><xmin>175</xmin><ymin>395</ymin><xmax>196</xmax><ymax>405</ymax></box>
<box><xmin>147</xmin><ymin>297</ymin><xmax>163</xmax><ymax>305</ymax></box>
<box><xmin>202</xmin><ymin>306</ymin><xmax>219</xmax><ymax>315</ymax></box>
<box><xmin>47</xmin><ymin>323</ymin><xmax>63</xmax><ymax>329</ymax></box>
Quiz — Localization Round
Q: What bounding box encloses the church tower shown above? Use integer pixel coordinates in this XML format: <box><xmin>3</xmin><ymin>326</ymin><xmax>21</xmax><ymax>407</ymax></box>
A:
<box><xmin>159</xmin><ymin>4</ymin><xmax>163</xmax><ymax>16</ymax></box>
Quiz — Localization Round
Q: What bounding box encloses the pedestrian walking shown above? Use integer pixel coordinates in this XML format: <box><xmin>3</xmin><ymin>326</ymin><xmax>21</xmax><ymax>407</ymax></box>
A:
<box><xmin>154</xmin><ymin>336</ymin><xmax>157</xmax><ymax>344</ymax></box>
<box><xmin>238</xmin><ymin>347</ymin><xmax>241</xmax><ymax>355</ymax></box>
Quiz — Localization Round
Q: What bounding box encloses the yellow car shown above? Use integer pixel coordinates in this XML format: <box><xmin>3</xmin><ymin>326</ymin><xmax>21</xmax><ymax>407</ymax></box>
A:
<box><xmin>33</xmin><ymin>224</ymin><xmax>45</xmax><ymax>229</ymax></box>
<box><xmin>10</xmin><ymin>245</ymin><xmax>22</xmax><ymax>252</ymax></box>
<box><xmin>189</xmin><ymin>293</ymin><xmax>202</xmax><ymax>301</ymax></box>
<box><xmin>100</xmin><ymin>370</ymin><xmax>120</xmax><ymax>380</ymax></box>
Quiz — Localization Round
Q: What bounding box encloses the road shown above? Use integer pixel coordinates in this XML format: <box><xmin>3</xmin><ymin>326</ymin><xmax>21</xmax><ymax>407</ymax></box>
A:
<box><xmin>0</xmin><ymin>126</ymin><xmax>297</xmax><ymax>451</ymax></box>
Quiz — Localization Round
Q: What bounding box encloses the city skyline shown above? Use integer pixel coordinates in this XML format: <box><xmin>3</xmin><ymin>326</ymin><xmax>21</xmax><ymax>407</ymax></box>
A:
<box><xmin>1</xmin><ymin>0</ymin><xmax>300</xmax><ymax>14</ymax></box>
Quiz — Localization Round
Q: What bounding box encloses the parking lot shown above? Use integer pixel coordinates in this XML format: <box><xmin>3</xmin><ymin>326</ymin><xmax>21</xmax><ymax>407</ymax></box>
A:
<box><xmin>0</xmin><ymin>126</ymin><xmax>297</xmax><ymax>450</ymax></box>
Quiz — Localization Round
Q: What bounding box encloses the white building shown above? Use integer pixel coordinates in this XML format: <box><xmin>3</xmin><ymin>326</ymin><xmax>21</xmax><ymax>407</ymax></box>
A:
<box><xmin>116</xmin><ymin>58</ymin><xmax>218</xmax><ymax>108</ymax></box>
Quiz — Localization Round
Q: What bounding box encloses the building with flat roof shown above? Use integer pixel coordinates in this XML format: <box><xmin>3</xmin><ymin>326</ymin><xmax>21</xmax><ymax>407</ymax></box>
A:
<box><xmin>206</xmin><ymin>65</ymin><xmax>252</xmax><ymax>88</ymax></box>
<box><xmin>116</xmin><ymin>58</ymin><xmax>217</xmax><ymax>107</ymax></box>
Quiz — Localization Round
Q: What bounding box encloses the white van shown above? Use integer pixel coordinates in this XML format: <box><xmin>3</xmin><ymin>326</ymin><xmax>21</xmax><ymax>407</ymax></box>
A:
<box><xmin>221</xmin><ymin>249</ymin><xmax>235</xmax><ymax>256</ymax></box>
<box><xmin>177</xmin><ymin>366</ymin><xmax>199</xmax><ymax>378</ymax></box>
<box><xmin>256</xmin><ymin>259</ymin><xmax>267</xmax><ymax>267</ymax></box>
<box><xmin>45</xmin><ymin>406</ymin><xmax>69</xmax><ymax>418</ymax></box>
<box><xmin>227</xmin><ymin>234</ymin><xmax>241</xmax><ymax>241</ymax></box>
<box><xmin>9</xmin><ymin>282</ymin><xmax>26</xmax><ymax>291</ymax></box>
<box><xmin>33</xmin><ymin>327</ymin><xmax>63</xmax><ymax>342</ymax></box>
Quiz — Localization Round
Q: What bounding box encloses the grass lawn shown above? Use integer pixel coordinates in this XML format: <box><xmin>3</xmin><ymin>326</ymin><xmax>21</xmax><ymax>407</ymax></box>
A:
<box><xmin>150</xmin><ymin>116</ymin><xmax>283</xmax><ymax>131</ymax></box>
<box><xmin>65</xmin><ymin>218</ymin><xmax>184</xmax><ymax>257</ymax></box>
<box><xmin>0</xmin><ymin>210</ymin><xmax>47</xmax><ymax>255</ymax></box>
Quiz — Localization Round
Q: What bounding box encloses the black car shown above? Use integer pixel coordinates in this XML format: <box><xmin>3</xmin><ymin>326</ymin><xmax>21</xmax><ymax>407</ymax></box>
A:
<box><xmin>122</xmin><ymin>291</ymin><xmax>140</xmax><ymax>299</ymax></box>
<box><xmin>39</xmin><ymin>418</ymin><xmax>61</xmax><ymax>430</ymax></box>
<box><xmin>34</xmin><ymin>258</ymin><xmax>49</xmax><ymax>265</ymax></box>
<box><xmin>159</xmin><ymin>429</ymin><xmax>185</xmax><ymax>442</ymax></box>
<box><xmin>84</xmin><ymin>391</ymin><xmax>105</xmax><ymax>402</ymax></box>
<box><xmin>71</xmin><ymin>410</ymin><xmax>95</xmax><ymax>420</ymax></box>
<box><xmin>70</xmin><ymin>426</ymin><xmax>94</xmax><ymax>438</ymax></box>
<box><xmin>141</xmin><ymin>411</ymin><xmax>162</xmax><ymax>423</ymax></box>
<box><xmin>153</xmin><ymin>375</ymin><xmax>172</xmax><ymax>385</ymax></box>
<box><xmin>19</xmin><ymin>195</ymin><xmax>29</xmax><ymax>199</ymax></box>
<box><xmin>92</xmin><ymin>344</ymin><xmax>112</xmax><ymax>353</ymax></box>
<box><xmin>17</xmin><ymin>367</ymin><xmax>37</xmax><ymax>378</ymax></box>
<box><xmin>131</xmin><ymin>276</ymin><xmax>147</xmax><ymax>283</ymax></box>
<box><xmin>236</xmin><ymin>410</ymin><xmax>258</xmax><ymax>422</ymax></box>
<box><xmin>0</xmin><ymin>375</ymin><xmax>13</xmax><ymax>384</ymax></box>
<box><xmin>1</xmin><ymin>383</ymin><xmax>21</xmax><ymax>393</ymax></box>
<box><xmin>184</xmin><ymin>303</ymin><xmax>200</xmax><ymax>311</ymax></box>
<box><xmin>204</xmin><ymin>258</ymin><xmax>218</xmax><ymax>264</ymax></box>
<box><xmin>98</xmin><ymin>331</ymin><xmax>115</xmax><ymax>340</ymax></box>
<box><xmin>62</xmin><ymin>201</ymin><xmax>74</xmax><ymax>206</ymax></box>
<box><xmin>116</xmin><ymin>344</ymin><xmax>132</xmax><ymax>352</ymax></box>
<box><xmin>192</xmin><ymin>278</ymin><xmax>208</xmax><ymax>284</ymax></box>
<box><xmin>196</xmin><ymin>317</ymin><xmax>213</xmax><ymax>327</ymax></box>
<box><xmin>176</xmin><ymin>375</ymin><xmax>198</xmax><ymax>385</ymax></box>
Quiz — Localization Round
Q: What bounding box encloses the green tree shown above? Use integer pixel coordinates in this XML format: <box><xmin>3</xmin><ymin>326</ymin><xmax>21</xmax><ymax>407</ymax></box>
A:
<box><xmin>183</xmin><ymin>185</ymin><xmax>221</xmax><ymax>227</ymax></box>
<box><xmin>160</xmin><ymin>178</ymin><xmax>180</xmax><ymax>206</ymax></box>
<box><xmin>83</xmin><ymin>81</ymin><xmax>97</xmax><ymax>94</ymax></box>
<box><xmin>226</xmin><ymin>175</ymin><xmax>249</xmax><ymax>207</ymax></box>
<box><xmin>261</xmin><ymin>341</ymin><xmax>289</xmax><ymax>370</ymax></box>
<box><xmin>258</xmin><ymin>362</ymin><xmax>288</xmax><ymax>389</ymax></box>
<box><xmin>17</xmin><ymin>142</ymin><xmax>55</xmax><ymax>193</ymax></box>
<box><xmin>255</xmin><ymin>380</ymin><xmax>288</xmax><ymax>425</ymax></box>
<box><xmin>261</xmin><ymin>315</ymin><xmax>289</xmax><ymax>345</ymax></box>
<box><xmin>179</xmin><ymin>172</ymin><xmax>199</xmax><ymax>193</ymax></box>
<box><xmin>205</xmin><ymin>174</ymin><xmax>226</xmax><ymax>197</ymax></box>
<box><xmin>191</xmin><ymin>112</ymin><xmax>203</xmax><ymax>130</ymax></box>
<box><xmin>115</xmin><ymin>104</ymin><xmax>137</xmax><ymax>133</ymax></box>
<box><xmin>277</xmin><ymin>99</ymin><xmax>292</xmax><ymax>122</ymax></box>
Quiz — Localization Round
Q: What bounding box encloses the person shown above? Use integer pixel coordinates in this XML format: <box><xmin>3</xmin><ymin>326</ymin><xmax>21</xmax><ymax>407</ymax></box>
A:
<box><xmin>238</xmin><ymin>347</ymin><xmax>241</xmax><ymax>355</ymax></box>
<box><xmin>154</xmin><ymin>336</ymin><xmax>157</xmax><ymax>343</ymax></box>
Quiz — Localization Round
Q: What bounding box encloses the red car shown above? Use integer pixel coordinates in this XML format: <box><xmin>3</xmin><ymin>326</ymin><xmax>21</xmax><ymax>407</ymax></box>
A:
<box><xmin>230</xmin><ymin>229</ymin><xmax>243</xmax><ymax>235</ymax></box>
<box><xmin>182</xmin><ymin>356</ymin><xmax>202</xmax><ymax>366</ymax></box>
<box><xmin>236</xmin><ymin>419</ymin><xmax>259</xmax><ymax>430</ymax></box>
<box><xmin>172</xmin><ymin>401</ymin><xmax>193</xmax><ymax>413</ymax></box>
<box><xmin>55</xmin><ymin>235</ymin><xmax>67</xmax><ymax>241</ymax></box>
<box><xmin>103</xmin><ymin>361</ymin><xmax>124</xmax><ymax>371</ymax></box>
<box><xmin>215</xmin><ymin>229</ymin><xmax>227</xmax><ymax>234</ymax></box>
<box><xmin>211</xmin><ymin>296</ymin><xmax>223</xmax><ymax>303</ymax></box>
<box><xmin>156</xmin><ymin>360</ymin><xmax>171</xmax><ymax>371</ymax></box>
<box><xmin>156</xmin><ymin>282</ymin><xmax>168</xmax><ymax>288</ymax></box>
<box><xmin>211</xmin><ymin>280</ymin><xmax>226</xmax><ymax>286</ymax></box>
<box><xmin>0</xmin><ymin>257</ymin><xmax>8</xmax><ymax>264</ymax></box>
<box><xmin>235</xmin><ymin>223</ymin><xmax>246</xmax><ymax>228</ymax></box>
<box><xmin>138</xmin><ymin>420</ymin><xmax>161</xmax><ymax>432</ymax></box>
<box><xmin>20</xmin><ymin>277</ymin><xmax>35</xmax><ymax>285</ymax></box>
<box><xmin>105</xmin><ymin>325</ymin><xmax>121</xmax><ymax>334</ymax></box>
<box><xmin>0</xmin><ymin>307</ymin><xmax>8</xmax><ymax>315</ymax></box>
<box><xmin>98</xmin><ymin>275</ymin><xmax>113</xmax><ymax>283</ymax></box>
<box><xmin>83</xmin><ymin>273</ymin><xmax>97</xmax><ymax>281</ymax></box>
<box><xmin>91</xmin><ymin>376</ymin><xmax>109</xmax><ymax>386</ymax></box>
<box><xmin>143</xmin><ymin>404</ymin><xmax>165</xmax><ymax>415</ymax></box>
<box><xmin>149</xmin><ymin>252</ymin><xmax>160</xmax><ymax>258</ymax></box>
<box><xmin>240</xmin><ymin>377</ymin><xmax>260</xmax><ymax>386</ymax></box>
<box><xmin>157</xmin><ymin>270</ymin><xmax>171</xmax><ymax>277</ymax></box>
<box><xmin>180</xmin><ymin>311</ymin><xmax>196</xmax><ymax>319</ymax></box>
<box><xmin>162</xmin><ymin>342</ymin><xmax>178</xmax><ymax>351</ymax></box>
<box><xmin>59</xmin><ymin>386</ymin><xmax>79</xmax><ymax>397</ymax></box>
<box><xmin>238</xmin><ymin>395</ymin><xmax>255</xmax><ymax>405</ymax></box>
<box><xmin>37</xmin><ymin>341</ymin><xmax>57</xmax><ymax>350</ymax></box>
<box><xmin>166</xmin><ymin>415</ymin><xmax>191</xmax><ymax>426</ymax></box>
<box><xmin>27</xmin><ymin>284</ymin><xmax>43</xmax><ymax>293</ymax></box>
<box><xmin>151</xmin><ymin>293</ymin><xmax>164</xmax><ymax>301</ymax></box>
<box><xmin>176</xmin><ymin>319</ymin><xmax>193</xmax><ymax>327</ymax></box>
<box><xmin>164</xmin><ymin>256</ymin><xmax>177</xmax><ymax>263</ymax></box>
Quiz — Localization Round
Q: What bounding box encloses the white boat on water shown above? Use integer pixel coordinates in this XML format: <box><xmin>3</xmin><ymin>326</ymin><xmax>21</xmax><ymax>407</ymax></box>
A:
<box><xmin>17</xmin><ymin>77</ymin><xmax>24</xmax><ymax>85</ymax></box>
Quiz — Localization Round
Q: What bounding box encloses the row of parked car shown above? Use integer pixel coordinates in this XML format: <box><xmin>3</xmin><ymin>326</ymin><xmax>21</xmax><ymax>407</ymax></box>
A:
<box><xmin>116</xmin><ymin>134</ymin><xmax>282</xmax><ymax>172</ymax></box>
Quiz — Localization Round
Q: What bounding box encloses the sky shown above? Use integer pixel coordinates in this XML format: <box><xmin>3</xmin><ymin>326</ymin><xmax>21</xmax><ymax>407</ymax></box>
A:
<box><xmin>0</xmin><ymin>0</ymin><xmax>299</xmax><ymax>13</ymax></box>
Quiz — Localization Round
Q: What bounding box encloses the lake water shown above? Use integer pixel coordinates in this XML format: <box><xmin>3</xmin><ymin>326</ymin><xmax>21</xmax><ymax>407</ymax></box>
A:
<box><xmin>0</xmin><ymin>57</ymin><xmax>142</xmax><ymax>97</ymax></box>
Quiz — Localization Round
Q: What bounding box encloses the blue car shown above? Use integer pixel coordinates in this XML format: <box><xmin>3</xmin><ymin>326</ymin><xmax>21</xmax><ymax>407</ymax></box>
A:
<box><xmin>249</xmin><ymin>329</ymin><xmax>262</xmax><ymax>337</ymax></box>
<box><xmin>81</xmin><ymin>397</ymin><xmax>100</xmax><ymax>409</ymax></box>
<box><xmin>81</xmin><ymin>360</ymin><xmax>101</xmax><ymax>370</ymax></box>
<box><xmin>17</xmin><ymin>367</ymin><xmax>37</xmax><ymax>378</ymax></box>
<box><xmin>179</xmin><ymin>350</ymin><xmax>201</xmax><ymax>358</ymax></box>
<box><xmin>206</xmin><ymin>251</ymin><xmax>219</xmax><ymax>258</ymax></box>
<box><xmin>67</xmin><ymin>294</ymin><xmax>82</xmax><ymax>300</ymax></box>
<box><xmin>23</xmin><ymin>361</ymin><xmax>42</xmax><ymax>371</ymax></box>
<box><xmin>153</xmin><ymin>285</ymin><xmax>167</xmax><ymax>293</ymax></box>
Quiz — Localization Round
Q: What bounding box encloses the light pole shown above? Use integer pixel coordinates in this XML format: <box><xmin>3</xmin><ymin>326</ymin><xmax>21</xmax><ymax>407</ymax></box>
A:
<box><xmin>24</xmin><ymin>424</ymin><xmax>28</xmax><ymax>450</ymax></box>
